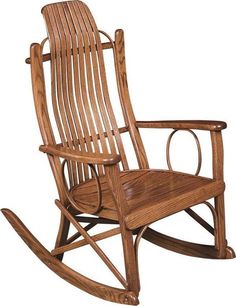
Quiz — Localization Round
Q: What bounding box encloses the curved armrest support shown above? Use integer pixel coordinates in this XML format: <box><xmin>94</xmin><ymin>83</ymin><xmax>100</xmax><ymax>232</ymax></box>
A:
<box><xmin>136</xmin><ymin>120</ymin><xmax>227</xmax><ymax>131</ymax></box>
<box><xmin>39</xmin><ymin>145</ymin><xmax>121</xmax><ymax>165</ymax></box>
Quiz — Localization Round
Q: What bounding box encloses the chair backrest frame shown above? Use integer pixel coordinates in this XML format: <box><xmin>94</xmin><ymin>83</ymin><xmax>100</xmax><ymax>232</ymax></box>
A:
<box><xmin>29</xmin><ymin>0</ymin><xmax>149</xmax><ymax>200</ymax></box>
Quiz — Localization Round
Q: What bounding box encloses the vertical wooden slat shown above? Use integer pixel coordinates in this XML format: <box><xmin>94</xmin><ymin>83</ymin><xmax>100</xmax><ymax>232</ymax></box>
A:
<box><xmin>53</xmin><ymin>4</ymin><xmax>79</xmax><ymax>184</ymax></box>
<box><xmin>42</xmin><ymin>1</ymin><xmax>136</xmax><ymax>183</ymax></box>
<box><xmin>83</xmin><ymin>4</ymin><xmax>128</xmax><ymax>170</ymax></box>
<box><xmin>57</xmin><ymin>3</ymin><xmax>84</xmax><ymax>182</ymax></box>
<box><xmin>43</xmin><ymin>10</ymin><xmax>66</xmax><ymax>144</ymax></box>
<box><xmin>69</xmin><ymin>1</ymin><xmax>105</xmax><ymax>176</ymax></box>
<box><xmin>62</xmin><ymin>3</ymin><xmax>92</xmax><ymax>180</ymax></box>
<box><xmin>79</xmin><ymin>10</ymin><xmax>117</xmax><ymax>156</ymax></box>
<box><xmin>44</xmin><ymin>6</ymin><xmax>74</xmax><ymax>186</ymax></box>
<box><xmin>70</xmin><ymin>1</ymin><xmax>107</xmax><ymax>175</ymax></box>
<box><xmin>76</xmin><ymin>3</ymin><xmax>112</xmax><ymax>154</ymax></box>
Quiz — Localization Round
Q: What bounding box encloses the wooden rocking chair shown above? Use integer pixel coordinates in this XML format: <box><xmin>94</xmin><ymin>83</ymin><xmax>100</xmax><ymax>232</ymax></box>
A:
<box><xmin>2</xmin><ymin>1</ymin><xmax>235</xmax><ymax>304</ymax></box>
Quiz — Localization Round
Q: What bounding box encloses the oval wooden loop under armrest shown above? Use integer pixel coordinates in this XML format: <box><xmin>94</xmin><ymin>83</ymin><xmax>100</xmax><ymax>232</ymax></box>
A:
<box><xmin>39</xmin><ymin>145</ymin><xmax>121</xmax><ymax>165</ymax></box>
<box><xmin>136</xmin><ymin>120</ymin><xmax>227</xmax><ymax>131</ymax></box>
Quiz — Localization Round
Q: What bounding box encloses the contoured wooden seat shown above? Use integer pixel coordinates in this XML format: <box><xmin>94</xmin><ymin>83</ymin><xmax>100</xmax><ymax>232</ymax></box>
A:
<box><xmin>71</xmin><ymin>170</ymin><xmax>224</xmax><ymax>229</ymax></box>
<box><xmin>2</xmin><ymin>1</ymin><xmax>235</xmax><ymax>305</ymax></box>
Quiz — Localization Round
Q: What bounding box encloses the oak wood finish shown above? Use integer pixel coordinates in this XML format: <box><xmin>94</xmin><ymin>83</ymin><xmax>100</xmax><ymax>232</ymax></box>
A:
<box><xmin>1</xmin><ymin>1</ymin><xmax>234</xmax><ymax>305</ymax></box>
<box><xmin>25</xmin><ymin>41</ymin><xmax>114</xmax><ymax>64</ymax></box>
<box><xmin>114</xmin><ymin>29</ymin><xmax>149</xmax><ymax>169</ymax></box>
<box><xmin>142</xmin><ymin>227</ymin><xmax>220</xmax><ymax>259</ymax></box>
<box><xmin>66</xmin><ymin>223</ymin><xmax>96</xmax><ymax>244</ymax></box>
<box><xmin>55</xmin><ymin>199</ymin><xmax>128</xmax><ymax>288</ymax></box>
<box><xmin>166</xmin><ymin>129</ymin><xmax>202</xmax><ymax>175</ymax></box>
<box><xmin>60</xmin><ymin>126</ymin><xmax>129</xmax><ymax>145</ymax></box>
<box><xmin>1</xmin><ymin>209</ymin><xmax>138</xmax><ymax>305</ymax></box>
<box><xmin>136</xmin><ymin>120</ymin><xmax>227</xmax><ymax>131</ymax></box>
<box><xmin>75</xmin><ymin>216</ymin><xmax>119</xmax><ymax>225</ymax></box>
<box><xmin>30</xmin><ymin>42</ymin><xmax>70</xmax><ymax>261</ymax></box>
<box><xmin>105</xmin><ymin>164</ymin><xmax>140</xmax><ymax>294</ymax></box>
<box><xmin>185</xmin><ymin>207</ymin><xmax>215</xmax><ymax>235</ymax></box>
<box><xmin>51</xmin><ymin>226</ymin><xmax>121</xmax><ymax>256</ymax></box>
<box><xmin>70</xmin><ymin>170</ymin><xmax>225</xmax><ymax>229</ymax></box>
<box><xmin>54</xmin><ymin>213</ymin><xmax>70</xmax><ymax>261</ymax></box>
<box><xmin>211</xmin><ymin>131</ymin><xmax>227</xmax><ymax>258</ymax></box>
<box><xmin>39</xmin><ymin>144</ymin><xmax>121</xmax><ymax>165</ymax></box>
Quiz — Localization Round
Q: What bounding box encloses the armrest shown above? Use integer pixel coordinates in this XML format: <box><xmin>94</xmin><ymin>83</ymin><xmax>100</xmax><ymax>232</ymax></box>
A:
<box><xmin>136</xmin><ymin>120</ymin><xmax>227</xmax><ymax>131</ymax></box>
<box><xmin>39</xmin><ymin>145</ymin><xmax>121</xmax><ymax>165</ymax></box>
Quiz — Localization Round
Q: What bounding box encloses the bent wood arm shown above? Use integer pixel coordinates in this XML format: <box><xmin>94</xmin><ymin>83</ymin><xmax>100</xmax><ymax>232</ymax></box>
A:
<box><xmin>136</xmin><ymin>120</ymin><xmax>227</xmax><ymax>131</ymax></box>
<box><xmin>39</xmin><ymin>145</ymin><xmax>121</xmax><ymax>165</ymax></box>
<box><xmin>136</xmin><ymin>120</ymin><xmax>225</xmax><ymax>180</ymax></box>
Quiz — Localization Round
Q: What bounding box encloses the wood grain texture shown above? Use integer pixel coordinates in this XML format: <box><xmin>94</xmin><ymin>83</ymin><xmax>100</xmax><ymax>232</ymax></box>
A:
<box><xmin>70</xmin><ymin>169</ymin><xmax>225</xmax><ymax>229</ymax></box>
<box><xmin>185</xmin><ymin>207</ymin><xmax>215</xmax><ymax>235</ymax></box>
<box><xmin>211</xmin><ymin>131</ymin><xmax>224</xmax><ymax>180</ymax></box>
<box><xmin>30</xmin><ymin>43</ymin><xmax>68</xmax><ymax>203</ymax></box>
<box><xmin>66</xmin><ymin>223</ymin><xmax>96</xmax><ymax>244</ymax></box>
<box><xmin>2</xmin><ymin>1</ymin><xmax>233</xmax><ymax>305</ymax></box>
<box><xmin>136</xmin><ymin>120</ymin><xmax>227</xmax><ymax>131</ymax></box>
<box><xmin>54</xmin><ymin>213</ymin><xmax>70</xmax><ymax>261</ymax></box>
<box><xmin>42</xmin><ymin>0</ymin><xmax>128</xmax><ymax>185</ymax></box>
<box><xmin>55</xmin><ymin>126</ymin><xmax>128</xmax><ymax>146</ymax></box>
<box><xmin>31</xmin><ymin>38</ymin><xmax>76</xmax><ymax>189</ymax></box>
<box><xmin>142</xmin><ymin>228</ymin><xmax>222</xmax><ymax>259</ymax></box>
<box><xmin>55</xmin><ymin>200</ymin><xmax>128</xmax><ymax>288</ymax></box>
<box><xmin>51</xmin><ymin>227</ymin><xmax>121</xmax><ymax>256</ymax></box>
<box><xmin>210</xmin><ymin>131</ymin><xmax>227</xmax><ymax>258</ymax></box>
<box><xmin>25</xmin><ymin>41</ymin><xmax>113</xmax><ymax>64</ymax></box>
<box><xmin>114</xmin><ymin>29</ymin><xmax>149</xmax><ymax>169</ymax></box>
<box><xmin>105</xmin><ymin>164</ymin><xmax>140</xmax><ymax>294</ymax></box>
<box><xmin>1</xmin><ymin>209</ymin><xmax>138</xmax><ymax>305</ymax></box>
<box><xmin>39</xmin><ymin>144</ymin><xmax>121</xmax><ymax>165</ymax></box>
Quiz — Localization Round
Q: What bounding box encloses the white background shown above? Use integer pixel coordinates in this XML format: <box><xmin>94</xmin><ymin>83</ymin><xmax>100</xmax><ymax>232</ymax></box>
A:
<box><xmin>0</xmin><ymin>0</ymin><xmax>236</xmax><ymax>305</ymax></box>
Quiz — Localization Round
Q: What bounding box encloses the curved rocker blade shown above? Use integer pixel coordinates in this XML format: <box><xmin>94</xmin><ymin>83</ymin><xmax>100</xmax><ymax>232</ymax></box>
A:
<box><xmin>142</xmin><ymin>227</ymin><xmax>235</xmax><ymax>259</ymax></box>
<box><xmin>1</xmin><ymin>209</ymin><xmax>138</xmax><ymax>305</ymax></box>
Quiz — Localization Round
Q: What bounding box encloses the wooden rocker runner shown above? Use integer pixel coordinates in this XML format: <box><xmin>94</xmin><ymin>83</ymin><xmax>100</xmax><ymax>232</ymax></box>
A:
<box><xmin>2</xmin><ymin>1</ymin><xmax>235</xmax><ymax>304</ymax></box>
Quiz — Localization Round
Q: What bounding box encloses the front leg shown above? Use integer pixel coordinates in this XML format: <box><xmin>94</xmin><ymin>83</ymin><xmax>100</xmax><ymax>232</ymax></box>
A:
<box><xmin>211</xmin><ymin>131</ymin><xmax>228</xmax><ymax>258</ymax></box>
<box><xmin>105</xmin><ymin>164</ymin><xmax>140</xmax><ymax>294</ymax></box>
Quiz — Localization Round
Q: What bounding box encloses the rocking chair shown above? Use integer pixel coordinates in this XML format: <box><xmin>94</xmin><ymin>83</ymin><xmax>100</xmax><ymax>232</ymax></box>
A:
<box><xmin>2</xmin><ymin>1</ymin><xmax>235</xmax><ymax>305</ymax></box>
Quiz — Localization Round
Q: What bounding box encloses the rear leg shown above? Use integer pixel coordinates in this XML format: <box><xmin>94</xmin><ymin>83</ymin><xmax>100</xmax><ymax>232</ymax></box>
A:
<box><xmin>55</xmin><ymin>213</ymin><xmax>70</xmax><ymax>261</ymax></box>
<box><xmin>214</xmin><ymin>194</ymin><xmax>232</xmax><ymax>258</ymax></box>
